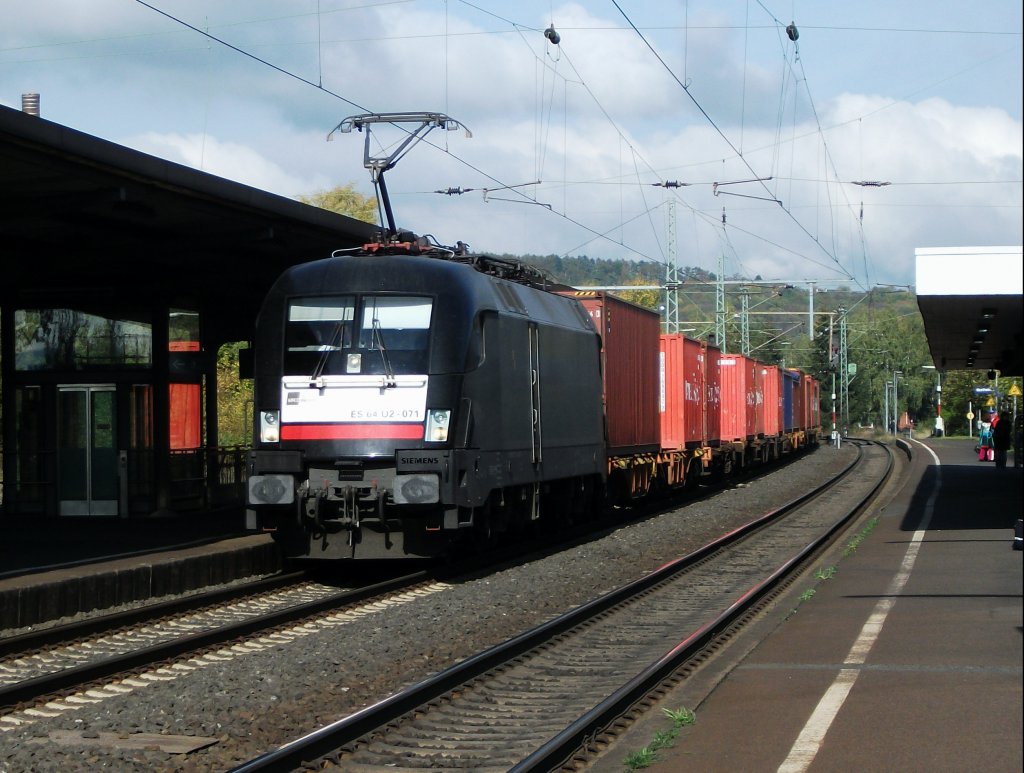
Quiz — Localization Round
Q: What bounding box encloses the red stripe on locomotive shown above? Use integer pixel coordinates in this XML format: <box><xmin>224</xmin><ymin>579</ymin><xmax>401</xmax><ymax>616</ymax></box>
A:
<box><xmin>281</xmin><ymin>424</ymin><xmax>424</xmax><ymax>440</ymax></box>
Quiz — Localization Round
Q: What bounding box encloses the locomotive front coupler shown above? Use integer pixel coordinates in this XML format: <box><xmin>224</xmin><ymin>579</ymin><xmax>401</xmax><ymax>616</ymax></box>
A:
<box><xmin>300</xmin><ymin>481</ymin><xmax>359</xmax><ymax>532</ymax></box>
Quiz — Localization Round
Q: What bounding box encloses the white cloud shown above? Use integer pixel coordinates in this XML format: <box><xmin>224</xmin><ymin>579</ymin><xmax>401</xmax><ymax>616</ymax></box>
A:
<box><xmin>127</xmin><ymin>131</ymin><xmax>332</xmax><ymax>197</ymax></box>
<box><xmin>5</xmin><ymin>1</ymin><xmax>1019</xmax><ymax>286</ymax></box>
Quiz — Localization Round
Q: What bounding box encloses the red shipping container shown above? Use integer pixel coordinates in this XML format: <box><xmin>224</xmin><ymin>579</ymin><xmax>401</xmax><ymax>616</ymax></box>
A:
<box><xmin>761</xmin><ymin>364</ymin><xmax>781</xmax><ymax>438</ymax></box>
<box><xmin>747</xmin><ymin>358</ymin><xmax>764</xmax><ymax>437</ymax></box>
<box><xmin>660</xmin><ymin>334</ymin><xmax>708</xmax><ymax>449</ymax></box>
<box><xmin>567</xmin><ymin>292</ymin><xmax>661</xmax><ymax>453</ymax></box>
<box><xmin>660</xmin><ymin>335</ymin><xmax>684</xmax><ymax>451</ymax></box>
<box><xmin>804</xmin><ymin>374</ymin><xmax>821</xmax><ymax>429</ymax></box>
<box><xmin>718</xmin><ymin>354</ymin><xmax>749</xmax><ymax>442</ymax></box>
<box><xmin>705</xmin><ymin>344</ymin><xmax>722</xmax><ymax>443</ymax></box>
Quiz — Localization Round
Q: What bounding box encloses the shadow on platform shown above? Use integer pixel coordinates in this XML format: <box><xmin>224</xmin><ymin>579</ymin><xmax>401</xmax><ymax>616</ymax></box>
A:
<box><xmin>901</xmin><ymin>449</ymin><xmax>1022</xmax><ymax>532</ymax></box>
<box><xmin>0</xmin><ymin>508</ymin><xmax>251</xmax><ymax>580</ymax></box>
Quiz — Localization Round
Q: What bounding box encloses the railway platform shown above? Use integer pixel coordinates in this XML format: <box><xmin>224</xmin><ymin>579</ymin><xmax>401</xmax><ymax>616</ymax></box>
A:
<box><xmin>0</xmin><ymin>508</ymin><xmax>279</xmax><ymax>630</ymax></box>
<box><xmin>592</xmin><ymin>435</ymin><xmax>1022</xmax><ymax>773</ymax></box>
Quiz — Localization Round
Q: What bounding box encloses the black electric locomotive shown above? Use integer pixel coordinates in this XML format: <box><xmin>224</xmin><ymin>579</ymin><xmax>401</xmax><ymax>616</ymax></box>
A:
<box><xmin>247</xmin><ymin>243</ymin><xmax>607</xmax><ymax>560</ymax></box>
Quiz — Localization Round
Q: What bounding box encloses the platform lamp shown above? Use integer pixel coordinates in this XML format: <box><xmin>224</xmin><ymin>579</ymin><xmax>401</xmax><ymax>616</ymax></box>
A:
<box><xmin>892</xmin><ymin>370</ymin><xmax>903</xmax><ymax>437</ymax></box>
<box><xmin>884</xmin><ymin>380</ymin><xmax>893</xmax><ymax>435</ymax></box>
<box><xmin>922</xmin><ymin>365</ymin><xmax>942</xmax><ymax>437</ymax></box>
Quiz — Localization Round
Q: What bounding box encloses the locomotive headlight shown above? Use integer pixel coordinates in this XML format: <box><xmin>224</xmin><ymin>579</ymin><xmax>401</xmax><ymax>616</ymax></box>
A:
<box><xmin>346</xmin><ymin>353</ymin><xmax>362</xmax><ymax>373</ymax></box>
<box><xmin>260</xmin><ymin>410</ymin><xmax>280</xmax><ymax>443</ymax></box>
<box><xmin>424</xmin><ymin>409</ymin><xmax>451</xmax><ymax>442</ymax></box>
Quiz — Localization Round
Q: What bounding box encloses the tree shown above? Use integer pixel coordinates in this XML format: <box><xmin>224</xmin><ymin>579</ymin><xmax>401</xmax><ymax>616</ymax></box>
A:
<box><xmin>940</xmin><ymin>370</ymin><xmax>979</xmax><ymax>436</ymax></box>
<box><xmin>298</xmin><ymin>184</ymin><xmax>378</xmax><ymax>224</ymax></box>
<box><xmin>802</xmin><ymin>296</ymin><xmax>934</xmax><ymax>431</ymax></box>
<box><xmin>615</xmin><ymin>279</ymin><xmax>661</xmax><ymax>312</ymax></box>
<box><xmin>217</xmin><ymin>342</ymin><xmax>253</xmax><ymax>447</ymax></box>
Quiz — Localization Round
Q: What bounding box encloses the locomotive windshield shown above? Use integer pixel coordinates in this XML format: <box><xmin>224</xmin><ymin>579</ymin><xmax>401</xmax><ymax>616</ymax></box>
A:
<box><xmin>284</xmin><ymin>295</ymin><xmax>432</xmax><ymax>377</ymax></box>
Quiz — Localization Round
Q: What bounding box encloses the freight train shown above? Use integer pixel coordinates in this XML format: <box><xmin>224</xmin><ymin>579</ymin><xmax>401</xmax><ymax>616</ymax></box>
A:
<box><xmin>246</xmin><ymin>236</ymin><xmax>821</xmax><ymax>561</ymax></box>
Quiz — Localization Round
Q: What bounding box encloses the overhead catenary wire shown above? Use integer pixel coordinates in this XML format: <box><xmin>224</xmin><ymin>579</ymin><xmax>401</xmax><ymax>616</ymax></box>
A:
<box><xmin>610</xmin><ymin>1</ymin><xmax>856</xmax><ymax>284</ymax></box>
<box><xmin>133</xmin><ymin>0</ymin><xmax>369</xmax><ymax>114</ymax></box>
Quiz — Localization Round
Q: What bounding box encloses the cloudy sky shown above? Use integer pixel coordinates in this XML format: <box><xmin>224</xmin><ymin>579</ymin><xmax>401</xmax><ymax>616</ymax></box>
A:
<box><xmin>3</xmin><ymin>1</ymin><xmax>1021</xmax><ymax>289</ymax></box>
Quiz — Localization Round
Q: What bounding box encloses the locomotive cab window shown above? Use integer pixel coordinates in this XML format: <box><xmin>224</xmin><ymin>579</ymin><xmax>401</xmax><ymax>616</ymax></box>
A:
<box><xmin>286</xmin><ymin>297</ymin><xmax>355</xmax><ymax>351</ymax></box>
<box><xmin>284</xmin><ymin>295</ymin><xmax>432</xmax><ymax>376</ymax></box>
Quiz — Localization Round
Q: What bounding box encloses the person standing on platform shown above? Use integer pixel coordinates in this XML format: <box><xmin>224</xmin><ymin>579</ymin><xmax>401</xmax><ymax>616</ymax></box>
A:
<box><xmin>1014</xmin><ymin>413</ymin><xmax>1023</xmax><ymax>468</ymax></box>
<box><xmin>992</xmin><ymin>411</ymin><xmax>1012</xmax><ymax>468</ymax></box>
<box><xmin>978</xmin><ymin>411</ymin><xmax>995</xmax><ymax>461</ymax></box>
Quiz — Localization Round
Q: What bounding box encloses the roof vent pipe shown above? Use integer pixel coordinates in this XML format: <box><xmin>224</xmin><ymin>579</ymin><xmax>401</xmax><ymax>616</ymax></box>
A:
<box><xmin>22</xmin><ymin>93</ymin><xmax>40</xmax><ymax>116</ymax></box>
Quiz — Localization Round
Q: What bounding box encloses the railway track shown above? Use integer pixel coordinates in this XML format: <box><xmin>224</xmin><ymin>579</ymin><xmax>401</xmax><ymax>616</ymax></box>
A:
<box><xmin>0</xmin><ymin>570</ymin><xmax>431</xmax><ymax>711</ymax></box>
<box><xmin>230</xmin><ymin>440</ymin><xmax>891</xmax><ymax>772</ymax></box>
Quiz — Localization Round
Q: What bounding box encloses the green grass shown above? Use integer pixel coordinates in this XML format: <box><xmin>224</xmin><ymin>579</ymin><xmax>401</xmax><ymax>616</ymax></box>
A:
<box><xmin>622</xmin><ymin>707</ymin><xmax>696</xmax><ymax>770</ymax></box>
<box><xmin>843</xmin><ymin>517</ymin><xmax>879</xmax><ymax>557</ymax></box>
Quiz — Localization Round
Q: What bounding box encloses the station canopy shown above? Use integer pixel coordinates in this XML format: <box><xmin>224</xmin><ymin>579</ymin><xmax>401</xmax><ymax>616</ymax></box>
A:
<box><xmin>0</xmin><ymin>103</ymin><xmax>379</xmax><ymax>342</ymax></box>
<box><xmin>915</xmin><ymin>246</ymin><xmax>1023</xmax><ymax>378</ymax></box>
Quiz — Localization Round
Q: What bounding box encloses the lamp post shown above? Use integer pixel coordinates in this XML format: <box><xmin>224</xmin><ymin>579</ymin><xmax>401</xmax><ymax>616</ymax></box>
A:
<box><xmin>923</xmin><ymin>365</ymin><xmax>942</xmax><ymax>437</ymax></box>
<box><xmin>884</xmin><ymin>381</ymin><xmax>891</xmax><ymax>434</ymax></box>
<box><xmin>893</xmin><ymin>370</ymin><xmax>903</xmax><ymax>437</ymax></box>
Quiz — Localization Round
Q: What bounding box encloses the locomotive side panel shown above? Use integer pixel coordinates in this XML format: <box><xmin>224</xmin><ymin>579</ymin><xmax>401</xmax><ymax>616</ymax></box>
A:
<box><xmin>458</xmin><ymin>306</ymin><xmax>605</xmax><ymax>490</ymax></box>
<box><xmin>535</xmin><ymin>318</ymin><xmax>605</xmax><ymax>471</ymax></box>
<box><xmin>480</xmin><ymin>312</ymin><xmax>535</xmax><ymax>453</ymax></box>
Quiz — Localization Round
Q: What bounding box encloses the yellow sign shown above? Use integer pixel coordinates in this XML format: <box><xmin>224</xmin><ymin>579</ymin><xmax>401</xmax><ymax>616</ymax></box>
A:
<box><xmin>986</xmin><ymin>397</ymin><xmax>996</xmax><ymax>407</ymax></box>
<box><xmin>1009</xmin><ymin>383</ymin><xmax>1023</xmax><ymax>397</ymax></box>
<box><xmin>966</xmin><ymin>411</ymin><xmax>975</xmax><ymax>420</ymax></box>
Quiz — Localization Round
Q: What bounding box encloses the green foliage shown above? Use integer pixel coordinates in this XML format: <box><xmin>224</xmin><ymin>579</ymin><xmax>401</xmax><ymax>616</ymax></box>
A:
<box><xmin>844</xmin><ymin>517</ymin><xmax>879</xmax><ymax>556</ymax></box>
<box><xmin>941</xmin><ymin>371</ymin><xmax>1019</xmax><ymax>435</ymax></box>
<box><xmin>217</xmin><ymin>342</ymin><xmax>253</xmax><ymax>447</ymax></box>
<box><xmin>797</xmin><ymin>291</ymin><xmax>938</xmax><ymax>431</ymax></box>
<box><xmin>498</xmin><ymin>253</ymin><xmax>666</xmax><ymax>288</ymax></box>
<box><xmin>623</xmin><ymin>747</ymin><xmax>658</xmax><ymax>769</ymax></box>
<box><xmin>662</xmin><ymin>706</ymin><xmax>696</xmax><ymax>726</ymax></box>
<box><xmin>622</xmin><ymin>707</ymin><xmax>695</xmax><ymax>770</ymax></box>
<box><xmin>298</xmin><ymin>183</ymin><xmax>378</xmax><ymax>224</ymax></box>
<box><xmin>617</xmin><ymin>282</ymin><xmax>663</xmax><ymax>311</ymax></box>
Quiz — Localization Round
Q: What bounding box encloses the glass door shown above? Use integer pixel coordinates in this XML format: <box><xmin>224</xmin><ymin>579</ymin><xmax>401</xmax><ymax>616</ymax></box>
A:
<box><xmin>58</xmin><ymin>385</ymin><xmax>119</xmax><ymax>515</ymax></box>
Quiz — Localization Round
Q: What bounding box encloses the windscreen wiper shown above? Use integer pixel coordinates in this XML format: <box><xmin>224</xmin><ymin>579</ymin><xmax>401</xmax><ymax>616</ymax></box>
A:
<box><xmin>372</xmin><ymin>317</ymin><xmax>397</xmax><ymax>388</ymax></box>
<box><xmin>310</xmin><ymin>319</ymin><xmax>346</xmax><ymax>383</ymax></box>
